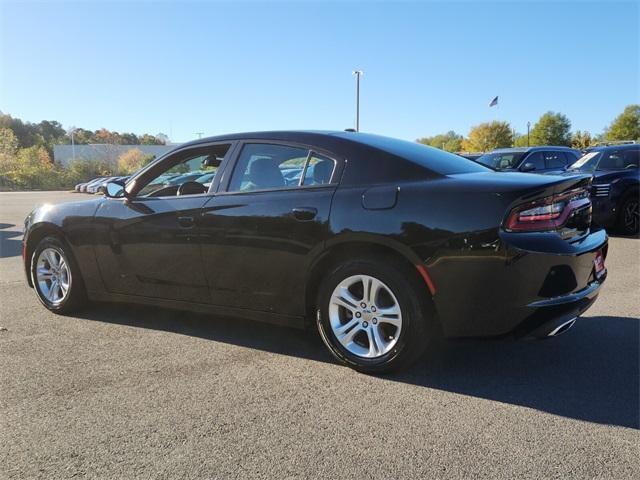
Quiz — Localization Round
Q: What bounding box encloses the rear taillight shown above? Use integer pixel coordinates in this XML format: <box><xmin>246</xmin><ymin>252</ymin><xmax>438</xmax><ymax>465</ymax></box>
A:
<box><xmin>505</xmin><ymin>188</ymin><xmax>591</xmax><ymax>232</ymax></box>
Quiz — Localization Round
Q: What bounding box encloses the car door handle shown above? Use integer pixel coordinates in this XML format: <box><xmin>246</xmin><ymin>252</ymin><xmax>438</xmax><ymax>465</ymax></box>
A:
<box><xmin>291</xmin><ymin>207</ymin><xmax>317</xmax><ymax>221</ymax></box>
<box><xmin>178</xmin><ymin>216</ymin><xmax>195</xmax><ymax>228</ymax></box>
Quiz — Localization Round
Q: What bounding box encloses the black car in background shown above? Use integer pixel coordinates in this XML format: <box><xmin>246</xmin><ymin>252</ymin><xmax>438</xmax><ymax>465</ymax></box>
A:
<box><xmin>567</xmin><ymin>143</ymin><xmax>639</xmax><ymax>235</ymax></box>
<box><xmin>22</xmin><ymin>131</ymin><xmax>607</xmax><ymax>373</ymax></box>
<box><xmin>476</xmin><ymin>146</ymin><xmax>582</xmax><ymax>173</ymax></box>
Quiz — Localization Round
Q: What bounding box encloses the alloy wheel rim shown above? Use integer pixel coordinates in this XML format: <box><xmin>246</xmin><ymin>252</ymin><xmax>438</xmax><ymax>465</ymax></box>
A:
<box><xmin>328</xmin><ymin>274</ymin><xmax>402</xmax><ymax>359</ymax></box>
<box><xmin>36</xmin><ymin>247</ymin><xmax>71</xmax><ymax>305</ymax></box>
<box><xmin>624</xmin><ymin>200</ymin><xmax>639</xmax><ymax>233</ymax></box>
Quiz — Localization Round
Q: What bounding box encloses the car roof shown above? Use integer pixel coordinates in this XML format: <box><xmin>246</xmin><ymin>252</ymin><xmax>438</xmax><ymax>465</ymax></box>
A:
<box><xmin>490</xmin><ymin>146</ymin><xmax>578</xmax><ymax>153</ymax></box>
<box><xmin>586</xmin><ymin>143</ymin><xmax>639</xmax><ymax>152</ymax></box>
<box><xmin>147</xmin><ymin>130</ymin><xmax>490</xmax><ymax>184</ymax></box>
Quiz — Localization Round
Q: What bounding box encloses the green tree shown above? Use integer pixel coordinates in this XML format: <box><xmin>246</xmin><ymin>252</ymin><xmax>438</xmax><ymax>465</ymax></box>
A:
<box><xmin>417</xmin><ymin>130</ymin><xmax>463</xmax><ymax>152</ymax></box>
<box><xmin>461</xmin><ymin>121</ymin><xmax>513</xmax><ymax>152</ymax></box>
<box><xmin>604</xmin><ymin>104</ymin><xmax>640</xmax><ymax>141</ymax></box>
<box><xmin>529</xmin><ymin>112</ymin><xmax>572</xmax><ymax>146</ymax></box>
<box><xmin>571</xmin><ymin>130</ymin><xmax>593</xmax><ymax>149</ymax></box>
<box><xmin>513</xmin><ymin>134</ymin><xmax>529</xmax><ymax>147</ymax></box>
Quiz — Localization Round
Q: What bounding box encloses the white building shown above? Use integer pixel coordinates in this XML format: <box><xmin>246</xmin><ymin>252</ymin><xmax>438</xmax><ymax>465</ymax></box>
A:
<box><xmin>53</xmin><ymin>144</ymin><xmax>178</xmax><ymax>167</ymax></box>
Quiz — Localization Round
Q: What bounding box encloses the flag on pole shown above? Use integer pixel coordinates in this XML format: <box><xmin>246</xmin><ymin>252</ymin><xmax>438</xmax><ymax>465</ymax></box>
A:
<box><xmin>489</xmin><ymin>96</ymin><xmax>499</xmax><ymax>107</ymax></box>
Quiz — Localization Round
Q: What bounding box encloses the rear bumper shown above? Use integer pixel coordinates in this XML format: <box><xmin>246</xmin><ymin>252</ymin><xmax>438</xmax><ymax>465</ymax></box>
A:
<box><xmin>430</xmin><ymin>228</ymin><xmax>608</xmax><ymax>338</ymax></box>
<box><xmin>591</xmin><ymin>197</ymin><xmax>617</xmax><ymax>228</ymax></box>
<box><xmin>513</xmin><ymin>276</ymin><xmax>604</xmax><ymax>338</ymax></box>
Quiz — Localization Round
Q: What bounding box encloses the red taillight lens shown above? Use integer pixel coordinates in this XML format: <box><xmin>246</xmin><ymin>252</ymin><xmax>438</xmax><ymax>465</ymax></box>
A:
<box><xmin>505</xmin><ymin>188</ymin><xmax>591</xmax><ymax>232</ymax></box>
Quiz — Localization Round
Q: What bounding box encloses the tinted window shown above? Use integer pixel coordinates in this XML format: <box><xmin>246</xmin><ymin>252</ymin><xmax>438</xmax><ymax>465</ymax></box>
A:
<box><xmin>544</xmin><ymin>151</ymin><xmax>567</xmax><ymax>169</ymax></box>
<box><xmin>477</xmin><ymin>152</ymin><xmax>527</xmax><ymax>170</ymax></box>
<box><xmin>623</xmin><ymin>149</ymin><xmax>639</xmax><ymax>167</ymax></box>
<box><xmin>228</xmin><ymin>144</ymin><xmax>335</xmax><ymax>192</ymax></box>
<box><xmin>304</xmin><ymin>153</ymin><xmax>335</xmax><ymax>186</ymax></box>
<box><xmin>347</xmin><ymin>133</ymin><xmax>489</xmax><ymax>174</ymax></box>
<box><xmin>135</xmin><ymin>144</ymin><xmax>229</xmax><ymax>197</ymax></box>
<box><xmin>598</xmin><ymin>148</ymin><xmax>640</xmax><ymax>170</ymax></box>
<box><xmin>524</xmin><ymin>151</ymin><xmax>545</xmax><ymax>170</ymax></box>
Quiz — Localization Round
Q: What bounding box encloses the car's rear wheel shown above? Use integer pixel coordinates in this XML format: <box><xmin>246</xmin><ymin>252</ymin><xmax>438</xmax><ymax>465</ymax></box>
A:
<box><xmin>316</xmin><ymin>258</ymin><xmax>432</xmax><ymax>373</ymax></box>
<box><xmin>31</xmin><ymin>236</ymin><xmax>85</xmax><ymax>313</ymax></box>
<box><xmin>618</xmin><ymin>194</ymin><xmax>639</xmax><ymax>235</ymax></box>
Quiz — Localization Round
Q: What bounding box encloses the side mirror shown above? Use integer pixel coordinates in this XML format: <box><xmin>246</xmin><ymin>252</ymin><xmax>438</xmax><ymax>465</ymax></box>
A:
<box><xmin>520</xmin><ymin>162</ymin><xmax>536</xmax><ymax>172</ymax></box>
<box><xmin>104</xmin><ymin>180</ymin><xmax>127</xmax><ymax>198</ymax></box>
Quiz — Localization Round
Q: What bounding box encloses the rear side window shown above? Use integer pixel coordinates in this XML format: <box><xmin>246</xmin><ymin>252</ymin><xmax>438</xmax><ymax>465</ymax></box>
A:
<box><xmin>544</xmin><ymin>151</ymin><xmax>567</xmax><ymax>169</ymax></box>
<box><xmin>227</xmin><ymin>143</ymin><xmax>335</xmax><ymax>192</ymax></box>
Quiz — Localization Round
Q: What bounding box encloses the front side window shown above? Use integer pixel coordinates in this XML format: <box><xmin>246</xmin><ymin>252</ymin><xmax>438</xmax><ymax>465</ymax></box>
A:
<box><xmin>598</xmin><ymin>148</ymin><xmax>640</xmax><ymax>170</ymax></box>
<box><xmin>227</xmin><ymin>144</ymin><xmax>335</xmax><ymax>192</ymax></box>
<box><xmin>523</xmin><ymin>152</ymin><xmax>545</xmax><ymax>170</ymax></box>
<box><xmin>132</xmin><ymin>143</ymin><xmax>231</xmax><ymax>197</ymax></box>
<box><xmin>476</xmin><ymin>152</ymin><xmax>526</xmax><ymax>170</ymax></box>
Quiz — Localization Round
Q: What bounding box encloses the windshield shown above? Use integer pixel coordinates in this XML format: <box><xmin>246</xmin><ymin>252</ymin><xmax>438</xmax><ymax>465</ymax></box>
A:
<box><xmin>568</xmin><ymin>152</ymin><xmax>601</xmax><ymax>172</ymax></box>
<box><xmin>569</xmin><ymin>148</ymin><xmax>639</xmax><ymax>172</ymax></box>
<box><xmin>476</xmin><ymin>152</ymin><xmax>526</xmax><ymax>170</ymax></box>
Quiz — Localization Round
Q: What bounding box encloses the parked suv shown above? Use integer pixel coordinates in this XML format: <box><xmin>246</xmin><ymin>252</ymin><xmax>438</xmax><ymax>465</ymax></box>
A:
<box><xmin>476</xmin><ymin>147</ymin><xmax>582</xmax><ymax>173</ymax></box>
<box><xmin>567</xmin><ymin>143</ymin><xmax>639</xmax><ymax>235</ymax></box>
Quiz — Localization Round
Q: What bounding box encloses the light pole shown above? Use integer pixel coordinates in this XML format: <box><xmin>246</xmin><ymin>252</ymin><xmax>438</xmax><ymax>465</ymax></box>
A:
<box><xmin>527</xmin><ymin>121</ymin><xmax>531</xmax><ymax>147</ymax></box>
<box><xmin>195</xmin><ymin>132</ymin><xmax>204</xmax><ymax>139</ymax></box>
<box><xmin>67</xmin><ymin>126</ymin><xmax>77</xmax><ymax>162</ymax></box>
<box><xmin>352</xmin><ymin>70</ymin><xmax>363</xmax><ymax>132</ymax></box>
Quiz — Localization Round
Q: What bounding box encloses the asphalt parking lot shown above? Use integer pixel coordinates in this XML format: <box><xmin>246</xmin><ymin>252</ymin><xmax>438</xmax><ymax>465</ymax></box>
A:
<box><xmin>0</xmin><ymin>191</ymin><xmax>638</xmax><ymax>479</ymax></box>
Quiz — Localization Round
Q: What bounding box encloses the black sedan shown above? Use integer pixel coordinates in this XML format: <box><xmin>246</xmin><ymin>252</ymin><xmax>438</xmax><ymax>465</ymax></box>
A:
<box><xmin>22</xmin><ymin>131</ymin><xmax>608</xmax><ymax>373</ymax></box>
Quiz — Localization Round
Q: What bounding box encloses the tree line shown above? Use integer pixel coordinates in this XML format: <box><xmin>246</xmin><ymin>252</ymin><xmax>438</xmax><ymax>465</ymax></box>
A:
<box><xmin>0</xmin><ymin>112</ymin><xmax>165</xmax><ymax>190</ymax></box>
<box><xmin>417</xmin><ymin>104</ymin><xmax>640</xmax><ymax>152</ymax></box>
<box><xmin>0</xmin><ymin>112</ymin><xmax>167</xmax><ymax>156</ymax></box>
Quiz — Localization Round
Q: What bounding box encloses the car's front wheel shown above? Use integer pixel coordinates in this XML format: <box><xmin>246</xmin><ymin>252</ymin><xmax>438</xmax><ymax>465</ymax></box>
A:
<box><xmin>316</xmin><ymin>258</ymin><xmax>432</xmax><ymax>373</ymax></box>
<box><xmin>31</xmin><ymin>236</ymin><xmax>85</xmax><ymax>313</ymax></box>
<box><xmin>618</xmin><ymin>194</ymin><xmax>639</xmax><ymax>235</ymax></box>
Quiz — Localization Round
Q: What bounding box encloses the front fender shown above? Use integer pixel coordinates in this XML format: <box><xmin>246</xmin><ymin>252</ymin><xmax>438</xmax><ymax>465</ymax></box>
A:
<box><xmin>23</xmin><ymin>199</ymin><xmax>104</xmax><ymax>291</ymax></box>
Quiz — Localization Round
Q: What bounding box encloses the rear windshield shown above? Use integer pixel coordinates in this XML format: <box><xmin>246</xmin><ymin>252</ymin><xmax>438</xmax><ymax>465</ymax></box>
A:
<box><xmin>348</xmin><ymin>133</ymin><xmax>490</xmax><ymax>175</ymax></box>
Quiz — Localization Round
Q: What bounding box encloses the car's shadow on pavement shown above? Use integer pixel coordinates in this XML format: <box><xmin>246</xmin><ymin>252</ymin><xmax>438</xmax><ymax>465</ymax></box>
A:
<box><xmin>77</xmin><ymin>304</ymin><xmax>639</xmax><ymax>430</ymax></box>
<box><xmin>0</xmin><ymin>224</ymin><xmax>23</xmax><ymax>258</ymax></box>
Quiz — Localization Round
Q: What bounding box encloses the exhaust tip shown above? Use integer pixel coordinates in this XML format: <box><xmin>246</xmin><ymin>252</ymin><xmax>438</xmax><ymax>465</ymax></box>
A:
<box><xmin>547</xmin><ymin>317</ymin><xmax>577</xmax><ymax>337</ymax></box>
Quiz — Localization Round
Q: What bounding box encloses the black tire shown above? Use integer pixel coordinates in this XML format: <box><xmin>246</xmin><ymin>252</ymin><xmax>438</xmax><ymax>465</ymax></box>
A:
<box><xmin>316</xmin><ymin>257</ymin><xmax>434</xmax><ymax>374</ymax></box>
<box><xmin>30</xmin><ymin>236</ymin><xmax>86</xmax><ymax>314</ymax></box>
<box><xmin>617</xmin><ymin>193</ymin><xmax>639</xmax><ymax>235</ymax></box>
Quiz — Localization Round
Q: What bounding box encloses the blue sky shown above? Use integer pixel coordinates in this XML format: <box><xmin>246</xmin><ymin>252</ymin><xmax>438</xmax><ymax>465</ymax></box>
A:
<box><xmin>1</xmin><ymin>1</ymin><xmax>638</xmax><ymax>143</ymax></box>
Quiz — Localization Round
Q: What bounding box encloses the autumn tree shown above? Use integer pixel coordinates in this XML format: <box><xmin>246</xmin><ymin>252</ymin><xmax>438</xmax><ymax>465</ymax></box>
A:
<box><xmin>139</xmin><ymin>133</ymin><xmax>165</xmax><ymax>145</ymax></box>
<box><xmin>571</xmin><ymin>130</ymin><xmax>593</xmax><ymax>149</ymax></box>
<box><xmin>461</xmin><ymin>121</ymin><xmax>513</xmax><ymax>152</ymax></box>
<box><xmin>604</xmin><ymin>105</ymin><xmax>640</xmax><ymax>141</ymax></box>
<box><xmin>5</xmin><ymin>146</ymin><xmax>61</xmax><ymax>189</ymax></box>
<box><xmin>117</xmin><ymin>148</ymin><xmax>154</xmax><ymax>174</ymax></box>
<box><xmin>0</xmin><ymin>128</ymin><xmax>19</xmax><ymax>176</ymax></box>
<box><xmin>529</xmin><ymin>112</ymin><xmax>572</xmax><ymax>146</ymax></box>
